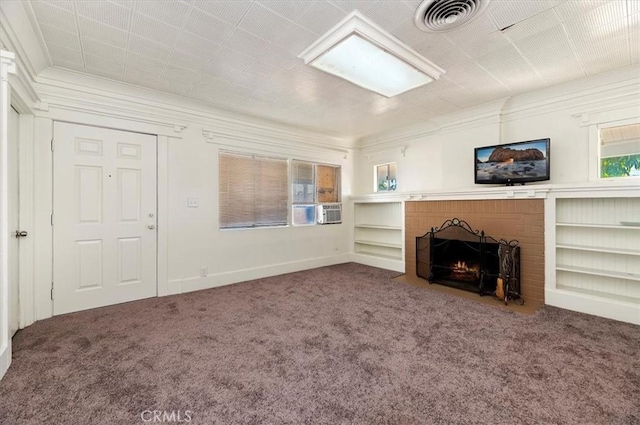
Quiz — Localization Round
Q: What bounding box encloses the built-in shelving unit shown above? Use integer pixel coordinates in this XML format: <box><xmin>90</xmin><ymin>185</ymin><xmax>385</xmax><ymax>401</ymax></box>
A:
<box><xmin>549</xmin><ymin>195</ymin><xmax>640</xmax><ymax>323</ymax></box>
<box><xmin>352</xmin><ymin>199</ymin><xmax>405</xmax><ymax>272</ymax></box>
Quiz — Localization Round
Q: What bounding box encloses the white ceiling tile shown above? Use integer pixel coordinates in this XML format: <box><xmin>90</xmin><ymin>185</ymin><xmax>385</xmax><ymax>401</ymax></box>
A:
<box><xmin>560</xmin><ymin>1</ymin><xmax>627</xmax><ymax>31</ymax></box>
<box><xmin>328</xmin><ymin>0</ymin><xmax>379</xmax><ymax>14</ymax></box>
<box><xmin>238</xmin><ymin>3</ymin><xmax>293</xmax><ymax>42</ymax></box>
<box><xmin>442</xmin><ymin>15</ymin><xmax>499</xmax><ymax>45</ymax></box>
<box><xmin>85</xmin><ymin>53</ymin><xmax>124</xmax><ymax>72</ymax></box>
<box><xmin>358</xmin><ymin>1</ymin><xmax>413</xmax><ymax>32</ymax></box>
<box><xmin>430</xmin><ymin>48</ymin><xmax>473</xmax><ymax>69</ymax></box>
<box><xmin>459</xmin><ymin>31</ymin><xmax>512</xmax><ymax>58</ymax></box>
<box><xmin>78</xmin><ymin>16</ymin><xmax>128</xmax><ymax>49</ymax></box>
<box><xmin>255</xmin><ymin>44</ymin><xmax>298</xmax><ymax>72</ymax></box>
<box><xmin>474</xmin><ymin>45</ymin><xmax>545</xmax><ymax>90</ymax></box>
<box><xmin>173</xmin><ymin>32</ymin><xmax>221</xmax><ymax>59</ymax></box>
<box><xmin>274</xmin><ymin>24</ymin><xmax>319</xmax><ymax>55</ymax></box>
<box><xmin>75</xmin><ymin>1</ymin><xmax>131</xmax><ymax>31</ymax></box>
<box><xmin>210</xmin><ymin>47</ymin><xmax>256</xmax><ymax>71</ymax></box>
<box><xmin>128</xmin><ymin>35</ymin><xmax>173</xmax><ymax>62</ymax></box>
<box><xmin>136</xmin><ymin>0</ymin><xmax>191</xmax><ymax>28</ymax></box>
<box><xmin>183</xmin><ymin>8</ymin><xmax>236</xmax><ymax>44</ymax></box>
<box><xmin>297</xmin><ymin>1</ymin><xmax>348</xmax><ymax>35</ymax></box>
<box><xmin>32</xmin><ymin>0</ymin><xmax>73</xmax><ymax>12</ymax></box>
<box><xmin>46</xmin><ymin>43</ymin><xmax>84</xmax><ymax>64</ymax></box>
<box><xmin>51</xmin><ymin>57</ymin><xmax>84</xmax><ymax>71</ymax></box>
<box><xmin>38</xmin><ymin>22</ymin><xmax>80</xmax><ymax>51</ymax></box>
<box><xmin>167</xmin><ymin>50</ymin><xmax>211</xmax><ymax>72</ymax></box>
<box><xmin>190</xmin><ymin>0</ymin><xmax>253</xmax><ymax>26</ymax></box>
<box><xmin>390</xmin><ymin>21</ymin><xmax>431</xmax><ymax>47</ymax></box>
<box><xmin>414</xmin><ymin>34</ymin><xmax>457</xmax><ymax>59</ymax></box>
<box><xmin>258</xmin><ymin>0</ymin><xmax>312</xmax><ymax>21</ymax></box>
<box><xmin>554</xmin><ymin>0</ymin><xmax>616</xmax><ymax>21</ymax></box>
<box><xmin>123</xmin><ymin>67</ymin><xmax>162</xmax><ymax>86</ymax></box>
<box><xmin>502</xmin><ymin>8</ymin><xmax>562</xmax><ymax>41</ymax></box>
<box><xmin>162</xmin><ymin>64</ymin><xmax>201</xmax><ymax>85</ymax></box>
<box><xmin>131</xmin><ymin>13</ymin><xmax>180</xmax><ymax>46</ymax></box>
<box><xmin>109</xmin><ymin>0</ymin><xmax>134</xmax><ymax>9</ymax></box>
<box><xmin>629</xmin><ymin>0</ymin><xmax>640</xmax><ymax>15</ymax></box>
<box><xmin>30</xmin><ymin>1</ymin><xmax>76</xmax><ymax>29</ymax></box>
<box><xmin>223</xmin><ymin>28</ymin><xmax>272</xmax><ymax>58</ymax></box>
<box><xmin>85</xmin><ymin>65</ymin><xmax>123</xmax><ymax>81</ymax></box>
<box><xmin>564</xmin><ymin>12</ymin><xmax>628</xmax><ymax>44</ymax></box>
<box><xmin>82</xmin><ymin>38</ymin><xmax>126</xmax><ymax>62</ymax></box>
<box><xmin>125</xmin><ymin>52</ymin><xmax>165</xmax><ymax>77</ymax></box>
<box><xmin>488</xmin><ymin>0</ymin><xmax>560</xmax><ymax>30</ymax></box>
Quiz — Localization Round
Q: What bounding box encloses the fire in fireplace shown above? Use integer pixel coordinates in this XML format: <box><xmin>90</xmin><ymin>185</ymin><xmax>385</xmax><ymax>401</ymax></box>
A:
<box><xmin>416</xmin><ymin>218</ymin><xmax>522</xmax><ymax>304</ymax></box>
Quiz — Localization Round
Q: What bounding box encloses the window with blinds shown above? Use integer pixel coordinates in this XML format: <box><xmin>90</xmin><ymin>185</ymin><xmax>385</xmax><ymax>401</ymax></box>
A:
<box><xmin>219</xmin><ymin>151</ymin><xmax>288</xmax><ymax>229</ymax></box>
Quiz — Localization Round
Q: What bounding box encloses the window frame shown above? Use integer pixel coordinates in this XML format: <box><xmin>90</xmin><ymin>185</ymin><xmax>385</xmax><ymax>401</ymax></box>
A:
<box><xmin>374</xmin><ymin>162</ymin><xmax>397</xmax><ymax>192</ymax></box>
<box><xmin>590</xmin><ymin>118</ymin><xmax>640</xmax><ymax>181</ymax></box>
<box><xmin>291</xmin><ymin>160</ymin><xmax>342</xmax><ymax>226</ymax></box>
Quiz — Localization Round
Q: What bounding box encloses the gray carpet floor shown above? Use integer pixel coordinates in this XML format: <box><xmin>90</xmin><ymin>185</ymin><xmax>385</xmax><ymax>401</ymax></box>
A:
<box><xmin>0</xmin><ymin>263</ymin><xmax>638</xmax><ymax>425</ymax></box>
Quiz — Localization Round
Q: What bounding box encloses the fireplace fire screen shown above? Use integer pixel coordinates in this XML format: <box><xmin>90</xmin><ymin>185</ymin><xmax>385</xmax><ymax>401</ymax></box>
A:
<box><xmin>416</xmin><ymin>218</ymin><xmax>523</xmax><ymax>305</ymax></box>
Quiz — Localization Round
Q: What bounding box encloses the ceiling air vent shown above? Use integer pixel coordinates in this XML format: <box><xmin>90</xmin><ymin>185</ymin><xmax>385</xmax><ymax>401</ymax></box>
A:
<box><xmin>414</xmin><ymin>0</ymin><xmax>491</xmax><ymax>32</ymax></box>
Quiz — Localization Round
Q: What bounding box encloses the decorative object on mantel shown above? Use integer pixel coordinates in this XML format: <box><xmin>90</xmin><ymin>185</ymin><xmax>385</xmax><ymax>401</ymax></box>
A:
<box><xmin>416</xmin><ymin>218</ymin><xmax>523</xmax><ymax>305</ymax></box>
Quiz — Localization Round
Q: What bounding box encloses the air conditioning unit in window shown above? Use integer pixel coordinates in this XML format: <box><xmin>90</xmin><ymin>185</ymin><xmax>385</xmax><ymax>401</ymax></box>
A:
<box><xmin>317</xmin><ymin>204</ymin><xmax>342</xmax><ymax>225</ymax></box>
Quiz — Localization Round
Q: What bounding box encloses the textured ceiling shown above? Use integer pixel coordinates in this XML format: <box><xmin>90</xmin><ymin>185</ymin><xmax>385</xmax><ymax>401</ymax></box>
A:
<box><xmin>25</xmin><ymin>0</ymin><xmax>640</xmax><ymax>138</ymax></box>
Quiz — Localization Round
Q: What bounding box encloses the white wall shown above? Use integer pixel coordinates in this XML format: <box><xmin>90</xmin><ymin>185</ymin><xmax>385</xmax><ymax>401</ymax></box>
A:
<box><xmin>164</xmin><ymin>126</ymin><xmax>352</xmax><ymax>294</ymax></box>
<box><xmin>353</xmin><ymin>67</ymin><xmax>640</xmax><ymax>195</ymax></box>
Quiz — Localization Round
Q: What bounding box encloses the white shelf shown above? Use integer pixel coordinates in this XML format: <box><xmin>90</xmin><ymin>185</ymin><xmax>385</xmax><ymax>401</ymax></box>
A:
<box><xmin>556</xmin><ymin>222</ymin><xmax>640</xmax><ymax>230</ymax></box>
<box><xmin>555</xmin><ymin>285</ymin><xmax>639</xmax><ymax>305</ymax></box>
<box><xmin>556</xmin><ymin>265</ymin><xmax>640</xmax><ymax>282</ymax></box>
<box><xmin>354</xmin><ymin>251</ymin><xmax>402</xmax><ymax>261</ymax></box>
<box><xmin>355</xmin><ymin>224</ymin><xmax>402</xmax><ymax>230</ymax></box>
<box><xmin>556</xmin><ymin>244</ymin><xmax>640</xmax><ymax>256</ymax></box>
<box><xmin>353</xmin><ymin>200</ymin><xmax>404</xmax><ymax>270</ymax></box>
<box><xmin>355</xmin><ymin>240</ymin><xmax>402</xmax><ymax>249</ymax></box>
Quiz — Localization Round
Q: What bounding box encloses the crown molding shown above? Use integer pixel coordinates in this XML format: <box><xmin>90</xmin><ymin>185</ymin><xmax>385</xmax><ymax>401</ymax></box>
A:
<box><xmin>34</xmin><ymin>67</ymin><xmax>355</xmax><ymax>150</ymax></box>
<box><xmin>358</xmin><ymin>98</ymin><xmax>508</xmax><ymax>151</ymax></box>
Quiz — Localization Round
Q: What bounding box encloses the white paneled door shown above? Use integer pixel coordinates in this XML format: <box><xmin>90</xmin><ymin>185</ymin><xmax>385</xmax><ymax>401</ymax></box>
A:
<box><xmin>53</xmin><ymin>123</ymin><xmax>157</xmax><ymax>315</ymax></box>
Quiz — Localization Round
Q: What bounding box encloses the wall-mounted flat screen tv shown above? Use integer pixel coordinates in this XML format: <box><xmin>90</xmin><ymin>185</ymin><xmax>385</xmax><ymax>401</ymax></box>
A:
<box><xmin>475</xmin><ymin>138</ymin><xmax>550</xmax><ymax>185</ymax></box>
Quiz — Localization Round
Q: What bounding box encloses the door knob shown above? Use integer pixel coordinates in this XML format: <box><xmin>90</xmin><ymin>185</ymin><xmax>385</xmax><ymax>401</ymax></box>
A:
<box><xmin>15</xmin><ymin>230</ymin><xmax>28</xmax><ymax>238</ymax></box>
<box><xmin>148</xmin><ymin>224</ymin><xmax>156</xmax><ymax>230</ymax></box>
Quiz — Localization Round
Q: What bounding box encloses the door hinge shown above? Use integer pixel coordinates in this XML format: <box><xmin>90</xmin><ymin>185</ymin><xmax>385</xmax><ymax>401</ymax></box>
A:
<box><xmin>51</xmin><ymin>138</ymin><xmax>54</xmax><ymax>152</ymax></box>
<box><xmin>51</xmin><ymin>285</ymin><xmax>54</xmax><ymax>300</ymax></box>
<box><xmin>51</xmin><ymin>213</ymin><xmax>54</xmax><ymax>226</ymax></box>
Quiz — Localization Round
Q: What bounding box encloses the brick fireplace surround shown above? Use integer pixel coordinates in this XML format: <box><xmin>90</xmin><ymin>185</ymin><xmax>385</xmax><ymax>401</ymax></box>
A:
<box><xmin>405</xmin><ymin>199</ymin><xmax>545</xmax><ymax>306</ymax></box>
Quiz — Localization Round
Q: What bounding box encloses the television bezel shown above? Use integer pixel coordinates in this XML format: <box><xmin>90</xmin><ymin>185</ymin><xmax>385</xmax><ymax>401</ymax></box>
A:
<box><xmin>474</xmin><ymin>138</ymin><xmax>550</xmax><ymax>185</ymax></box>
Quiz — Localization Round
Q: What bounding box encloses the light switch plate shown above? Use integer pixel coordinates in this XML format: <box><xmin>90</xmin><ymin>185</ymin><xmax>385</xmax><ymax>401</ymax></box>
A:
<box><xmin>188</xmin><ymin>198</ymin><xmax>199</xmax><ymax>208</ymax></box>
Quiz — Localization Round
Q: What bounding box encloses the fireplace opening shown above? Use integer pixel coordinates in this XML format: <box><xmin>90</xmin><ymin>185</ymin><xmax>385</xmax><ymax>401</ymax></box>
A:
<box><xmin>431</xmin><ymin>239</ymin><xmax>500</xmax><ymax>291</ymax></box>
<box><xmin>416</xmin><ymin>218</ymin><xmax>522</xmax><ymax>304</ymax></box>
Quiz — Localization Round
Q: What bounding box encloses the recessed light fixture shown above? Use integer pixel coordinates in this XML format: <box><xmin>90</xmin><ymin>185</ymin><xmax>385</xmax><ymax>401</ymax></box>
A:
<box><xmin>298</xmin><ymin>11</ymin><xmax>445</xmax><ymax>98</ymax></box>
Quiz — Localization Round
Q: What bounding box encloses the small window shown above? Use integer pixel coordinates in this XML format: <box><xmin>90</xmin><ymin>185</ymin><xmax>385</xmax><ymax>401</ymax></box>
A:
<box><xmin>316</xmin><ymin>164</ymin><xmax>341</xmax><ymax>203</ymax></box>
<box><xmin>599</xmin><ymin>123</ymin><xmax>640</xmax><ymax>178</ymax></box>
<box><xmin>376</xmin><ymin>162</ymin><xmax>397</xmax><ymax>191</ymax></box>
<box><xmin>219</xmin><ymin>151</ymin><xmax>288</xmax><ymax>229</ymax></box>
<box><xmin>292</xmin><ymin>160</ymin><xmax>341</xmax><ymax>225</ymax></box>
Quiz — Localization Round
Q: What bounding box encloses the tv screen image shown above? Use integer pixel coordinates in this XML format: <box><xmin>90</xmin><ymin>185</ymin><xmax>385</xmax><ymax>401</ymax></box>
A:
<box><xmin>475</xmin><ymin>138</ymin><xmax>550</xmax><ymax>185</ymax></box>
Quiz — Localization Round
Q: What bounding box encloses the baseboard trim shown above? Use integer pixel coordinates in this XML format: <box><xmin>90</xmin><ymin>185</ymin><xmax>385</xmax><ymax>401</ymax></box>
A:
<box><xmin>167</xmin><ymin>254</ymin><xmax>351</xmax><ymax>295</ymax></box>
<box><xmin>545</xmin><ymin>288</ymin><xmax>640</xmax><ymax>325</ymax></box>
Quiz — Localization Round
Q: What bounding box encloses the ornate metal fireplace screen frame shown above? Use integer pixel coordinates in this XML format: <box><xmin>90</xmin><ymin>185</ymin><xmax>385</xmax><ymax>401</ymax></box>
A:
<box><xmin>416</xmin><ymin>218</ymin><xmax>523</xmax><ymax>305</ymax></box>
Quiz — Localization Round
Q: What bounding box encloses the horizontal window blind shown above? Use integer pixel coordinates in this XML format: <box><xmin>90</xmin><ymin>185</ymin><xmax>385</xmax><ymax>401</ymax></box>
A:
<box><xmin>219</xmin><ymin>151</ymin><xmax>287</xmax><ymax>229</ymax></box>
<box><xmin>291</xmin><ymin>160</ymin><xmax>315</xmax><ymax>204</ymax></box>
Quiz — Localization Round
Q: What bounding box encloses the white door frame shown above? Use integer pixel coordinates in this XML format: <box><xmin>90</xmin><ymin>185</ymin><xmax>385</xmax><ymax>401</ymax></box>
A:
<box><xmin>1</xmin><ymin>50</ymin><xmax>17</xmax><ymax>380</ymax></box>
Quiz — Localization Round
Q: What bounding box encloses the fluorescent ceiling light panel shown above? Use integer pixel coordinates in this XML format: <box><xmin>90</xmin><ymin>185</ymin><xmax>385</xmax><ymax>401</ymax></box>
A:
<box><xmin>298</xmin><ymin>11</ymin><xmax>445</xmax><ymax>98</ymax></box>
